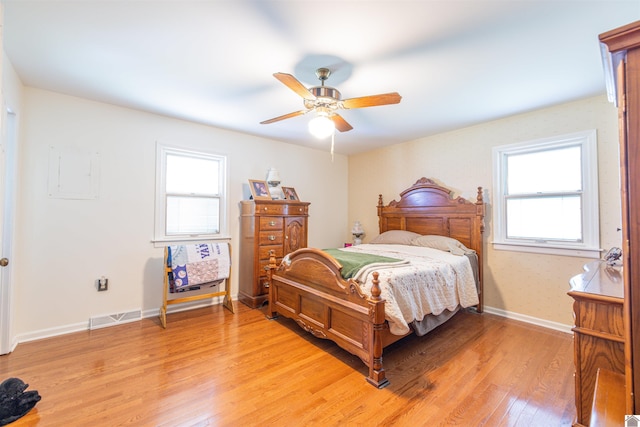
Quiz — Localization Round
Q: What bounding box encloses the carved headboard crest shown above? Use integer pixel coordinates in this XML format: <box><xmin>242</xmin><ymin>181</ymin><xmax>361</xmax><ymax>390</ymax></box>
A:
<box><xmin>377</xmin><ymin>177</ymin><xmax>483</xmax><ymax>208</ymax></box>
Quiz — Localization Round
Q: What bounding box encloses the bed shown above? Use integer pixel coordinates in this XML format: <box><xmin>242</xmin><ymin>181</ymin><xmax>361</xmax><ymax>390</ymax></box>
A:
<box><xmin>265</xmin><ymin>177</ymin><xmax>485</xmax><ymax>388</ymax></box>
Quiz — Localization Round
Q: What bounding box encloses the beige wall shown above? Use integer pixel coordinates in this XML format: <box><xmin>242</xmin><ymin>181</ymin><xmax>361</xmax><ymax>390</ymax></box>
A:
<box><xmin>348</xmin><ymin>95</ymin><xmax>622</xmax><ymax>328</ymax></box>
<box><xmin>13</xmin><ymin>87</ymin><xmax>348</xmax><ymax>341</ymax></box>
<box><xmin>7</xmin><ymin>83</ymin><xmax>622</xmax><ymax>338</ymax></box>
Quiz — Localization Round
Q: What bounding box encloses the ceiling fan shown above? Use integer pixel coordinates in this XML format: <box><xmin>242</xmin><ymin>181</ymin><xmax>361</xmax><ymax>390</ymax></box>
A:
<box><xmin>260</xmin><ymin>68</ymin><xmax>402</xmax><ymax>137</ymax></box>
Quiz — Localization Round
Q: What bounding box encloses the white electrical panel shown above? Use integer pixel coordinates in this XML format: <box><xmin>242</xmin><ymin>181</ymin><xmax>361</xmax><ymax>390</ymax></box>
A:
<box><xmin>48</xmin><ymin>146</ymin><xmax>100</xmax><ymax>199</ymax></box>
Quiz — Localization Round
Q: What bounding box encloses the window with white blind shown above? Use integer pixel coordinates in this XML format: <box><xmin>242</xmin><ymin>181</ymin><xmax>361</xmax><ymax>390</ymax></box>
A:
<box><xmin>492</xmin><ymin>130</ymin><xmax>600</xmax><ymax>258</ymax></box>
<box><xmin>154</xmin><ymin>144</ymin><xmax>227</xmax><ymax>242</ymax></box>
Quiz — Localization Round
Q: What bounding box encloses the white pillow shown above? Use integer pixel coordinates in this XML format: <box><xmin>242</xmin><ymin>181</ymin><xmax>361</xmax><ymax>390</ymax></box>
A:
<box><xmin>410</xmin><ymin>235</ymin><xmax>473</xmax><ymax>255</ymax></box>
<box><xmin>369</xmin><ymin>230</ymin><xmax>422</xmax><ymax>245</ymax></box>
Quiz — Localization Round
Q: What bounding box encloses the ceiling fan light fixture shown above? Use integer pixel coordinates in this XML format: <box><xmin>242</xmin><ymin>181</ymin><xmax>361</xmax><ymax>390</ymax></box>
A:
<box><xmin>261</xmin><ymin>68</ymin><xmax>401</xmax><ymax>137</ymax></box>
<box><xmin>308</xmin><ymin>115</ymin><xmax>335</xmax><ymax>139</ymax></box>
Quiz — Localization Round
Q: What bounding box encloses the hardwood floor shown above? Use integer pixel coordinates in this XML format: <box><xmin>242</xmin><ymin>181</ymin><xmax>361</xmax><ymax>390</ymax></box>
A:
<box><xmin>0</xmin><ymin>303</ymin><xmax>575</xmax><ymax>426</ymax></box>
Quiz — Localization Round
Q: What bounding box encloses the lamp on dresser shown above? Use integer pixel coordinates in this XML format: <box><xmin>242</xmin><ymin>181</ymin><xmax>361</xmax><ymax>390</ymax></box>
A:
<box><xmin>266</xmin><ymin>167</ymin><xmax>284</xmax><ymax>200</ymax></box>
<box><xmin>351</xmin><ymin>221</ymin><xmax>364</xmax><ymax>245</ymax></box>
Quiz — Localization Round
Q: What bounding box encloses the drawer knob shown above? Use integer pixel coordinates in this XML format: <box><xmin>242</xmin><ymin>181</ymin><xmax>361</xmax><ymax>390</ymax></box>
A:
<box><xmin>263</xmin><ymin>207</ymin><xmax>268</xmax><ymax>211</ymax></box>
<box><xmin>269</xmin><ymin>221</ymin><xmax>276</xmax><ymax>226</ymax></box>
<box><xmin>268</xmin><ymin>235</ymin><xmax>276</xmax><ymax>241</ymax></box>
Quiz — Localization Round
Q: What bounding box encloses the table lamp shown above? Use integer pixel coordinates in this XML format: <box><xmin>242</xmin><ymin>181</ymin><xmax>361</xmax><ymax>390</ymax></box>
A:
<box><xmin>266</xmin><ymin>167</ymin><xmax>283</xmax><ymax>200</ymax></box>
<box><xmin>351</xmin><ymin>221</ymin><xmax>364</xmax><ymax>245</ymax></box>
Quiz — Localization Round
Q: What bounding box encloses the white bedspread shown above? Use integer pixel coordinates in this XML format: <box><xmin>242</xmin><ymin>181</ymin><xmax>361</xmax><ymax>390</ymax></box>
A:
<box><xmin>338</xmin><ymin>244</ymin><xmax>479</xmax><ymax>335</ymax></box>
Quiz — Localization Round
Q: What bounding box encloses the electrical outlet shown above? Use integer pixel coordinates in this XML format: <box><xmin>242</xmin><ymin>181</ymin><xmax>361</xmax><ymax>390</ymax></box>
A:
<box><xmin>97</xmin><ymin>276</ymin><xmax>108</xmax><ymax>292</ymax></box>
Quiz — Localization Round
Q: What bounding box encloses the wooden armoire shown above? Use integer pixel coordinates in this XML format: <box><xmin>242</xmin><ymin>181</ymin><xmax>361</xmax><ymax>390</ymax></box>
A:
<box><xmin>238</xmin><ymin>199</ymin><xmax>309</xmax><ymax>308</ymax></box>
<box><xmin>599</xmin><ymin>19</ymin><xmax>640</xmax><ymax>419</ymax></box>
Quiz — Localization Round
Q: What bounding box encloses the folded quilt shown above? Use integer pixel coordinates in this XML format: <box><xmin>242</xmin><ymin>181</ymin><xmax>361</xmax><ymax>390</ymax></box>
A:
<box><xmin>323</xmin><ymin>248</ymin><xmax>408</xmax><ymax>280</ymax></box>
<box><xmin>169</xmin><ymin>243</ymin><xmax>230</xmax><ymax>292</ymax></box>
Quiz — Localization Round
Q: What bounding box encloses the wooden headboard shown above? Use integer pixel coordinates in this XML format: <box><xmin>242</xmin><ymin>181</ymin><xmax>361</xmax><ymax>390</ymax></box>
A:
<box><xmin>377</xmin><ymin>177</ymin><xmax>485</xmax><ymax>282</ymax></box>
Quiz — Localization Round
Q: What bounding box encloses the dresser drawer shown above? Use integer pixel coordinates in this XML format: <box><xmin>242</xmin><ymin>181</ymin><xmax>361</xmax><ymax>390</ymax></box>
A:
<box><xmin>575</xmin><ymin>298</ymin><xmax>624</xmax><ymax>338</ymax></box>
<box><xmin>255</xmin><ymin>203</ymin><xmax>309</xmax><ymax>216</ymax></box>
<box><xmin>259</xmin><ymin>245</ymin><xmax>283</xmax><ymax>260</ymax></box>
<box><xmin>260</xmin><ymin>217</ymin><xmax>283</xmax><ymax>230</ymax></box>
<box><xmin>259</xmin><ymin>231</ymin><xmax>283</xmax><ymax>245</ymax></box>
<box><xmin>260</xmin><ymin>258</ymin><xmax>282</xmax><ymax>277</ymax></box>
<box><xmin>287</xmin><ymin>204</ymin><xmax>308</xmax><ymax>215</ymax></box>
<box><xmin>257</xmin><ymin>204</ymin><xmax>285</xmax><ymax>215</ymax></box>
<box><xmin>258</xmin><ymin>275</ymin><xmax>271</xmax><ymax>295</ymax></box>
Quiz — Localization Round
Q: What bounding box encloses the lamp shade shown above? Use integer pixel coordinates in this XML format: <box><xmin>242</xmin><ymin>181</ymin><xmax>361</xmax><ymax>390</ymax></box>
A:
<box><xmin>351</xmin><ymin>220</ymin><xmax>364</xmax><ymax>245</ymax></box>
<box><xmin>266</xmin><ymin>167</ymin><xmax>281</xmax><ymax>185</ymax></box>
<box><xmin>308</xmin><ymin>115</ymin><xmax>335</xmax><ymax>139</ymax></box>
<box><xmin>351</xmin><ymin>221</ymin><xmax>364</xmax><ymax>236</ymax></box>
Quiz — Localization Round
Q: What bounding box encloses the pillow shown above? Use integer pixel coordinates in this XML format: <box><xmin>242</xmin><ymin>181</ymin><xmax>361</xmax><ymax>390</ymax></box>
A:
<box><xmin>369</xmin><ymin>230</ymin><xmax>421</xmax><ymax>245</ymax></box>
<box><xmin>410</xmin><ymin>235</ymin><xmax>474</xmax><ymax>255</ymax></box>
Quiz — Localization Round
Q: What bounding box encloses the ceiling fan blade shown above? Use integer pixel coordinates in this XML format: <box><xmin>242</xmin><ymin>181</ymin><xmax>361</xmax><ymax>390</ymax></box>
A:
<box><xmin>330</xmin><ymin>114</ymin><xmax>353</xmax><ymax>132</ymax></box>
<box><xmin>342</xmin><ymin>92</ymin><xmax>402</xmax><ymax>109</ymax></box>
<box><xmin>273</xmin><ymin>73</ymin><xmax>316</xmax><ymax>100</ymax></box>
<box><xmin>260</xmin><ymin>110</ymin><xmax>307</xmax><ymax>124</ymax></box>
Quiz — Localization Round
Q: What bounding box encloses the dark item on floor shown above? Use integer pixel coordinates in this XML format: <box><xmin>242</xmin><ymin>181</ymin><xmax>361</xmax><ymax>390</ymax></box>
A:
<box><xmin>0</xmin><ymin>378</ymin><xmax>41</xmax><ymax>425</ymax></box>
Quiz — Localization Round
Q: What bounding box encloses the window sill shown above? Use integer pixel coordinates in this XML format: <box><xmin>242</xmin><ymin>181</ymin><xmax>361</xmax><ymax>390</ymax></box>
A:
<box><xmin>492</xmin><ymin>242</ymin><xmax>601</xmax><ymax>258</ymax></box>
<box><xmin>152</xmin><ymin>236</ymin><xmax>231</xmax><ymax>248</ymax></box>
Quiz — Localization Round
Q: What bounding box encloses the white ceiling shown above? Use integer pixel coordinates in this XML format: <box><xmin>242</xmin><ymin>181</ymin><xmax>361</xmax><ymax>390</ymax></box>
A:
<box><xmin>4</xmin><ymin>1</ymin><xmax>639</xmax><ymax>155</ymax></box>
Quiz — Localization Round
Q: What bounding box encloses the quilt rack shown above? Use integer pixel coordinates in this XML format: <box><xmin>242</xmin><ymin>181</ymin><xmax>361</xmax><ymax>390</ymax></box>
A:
<box><xmin>160</xmin><ymin>242</ymin><xmax>234</xmax><ymax>328</ymax></box>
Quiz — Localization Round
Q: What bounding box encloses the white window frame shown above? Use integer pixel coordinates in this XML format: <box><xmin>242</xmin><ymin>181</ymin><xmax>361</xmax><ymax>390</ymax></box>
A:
<box><xmin>154</xmin><ymin>143</ymin><xmax>228</xmax><ymax>244</ymax></box>
<box><xmin>492</xmin><ymin>130</ymin><xmax>600</xmax><ymax>258</ymax></box>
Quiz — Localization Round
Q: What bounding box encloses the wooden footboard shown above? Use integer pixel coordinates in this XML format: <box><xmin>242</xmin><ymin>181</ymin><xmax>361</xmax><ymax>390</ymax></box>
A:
<box><xmin>266</xmin><ymin>248</ymin><xmax>390</xmax><ymax>388</ymax></box>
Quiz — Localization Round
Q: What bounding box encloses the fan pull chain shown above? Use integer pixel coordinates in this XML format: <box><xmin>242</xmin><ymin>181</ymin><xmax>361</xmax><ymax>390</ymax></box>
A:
<box><xmin>331</xmin><ymin>132</ymin><xmax>335</xmax><ymax>161</ymax></box>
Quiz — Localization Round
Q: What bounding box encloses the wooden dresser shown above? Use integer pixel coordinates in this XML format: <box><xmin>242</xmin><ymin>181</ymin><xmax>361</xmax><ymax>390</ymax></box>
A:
<box><xmin>239</xmin><ymin>199</ymin><xmax>309</xmax><ymax>308</ymax></box>
<box><xmin>568</xmin><ymin>261</ymin><xmax>625</xmax><ymax>427</ymax></box>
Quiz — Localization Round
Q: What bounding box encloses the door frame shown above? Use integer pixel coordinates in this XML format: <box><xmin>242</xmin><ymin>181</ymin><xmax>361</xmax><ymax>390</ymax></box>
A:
<box><xmin>0</xmin><ymin>109</ymin><xmax>17</xmax><ymax>354</ymax></box>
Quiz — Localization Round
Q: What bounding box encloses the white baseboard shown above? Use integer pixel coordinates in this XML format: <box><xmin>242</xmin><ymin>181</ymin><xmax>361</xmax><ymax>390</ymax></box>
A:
<box><xmin>483</xmin><ymin>305</ymin><xmax>572</xmax><ymax>334</ymax></box>
<box><xmin>15</xmin><ymin>321</ymin><xmax>88</xmax><ymax>345</ymax></box>
<box><xmin>14</xmin><ymin>295</ymin><xmax>233</xmax><ymax>346</ymax></box>
<box><xmin>13</xmin><ymin>299</ymin><xmax>569</xmax><ymax>347</ymax></box>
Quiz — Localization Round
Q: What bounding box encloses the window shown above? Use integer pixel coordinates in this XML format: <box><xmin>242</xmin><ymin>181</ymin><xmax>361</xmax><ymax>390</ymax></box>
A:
<box><xmin>492</xmin><ymin>130</ymin><xmax>600</xmax><ymax>257</ymax></box>
<box><xmin>155</xmin><ymin>144</ymin><xmax>227</xmax><ymax>242</ymax></box>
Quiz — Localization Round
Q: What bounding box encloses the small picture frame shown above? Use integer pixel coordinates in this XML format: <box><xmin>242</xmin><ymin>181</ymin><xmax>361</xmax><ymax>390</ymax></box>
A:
<box><xmin>249</xmin><ymin>179</ymin><xmax>271</xmax><ymax>200</ymax></box>
<box><xmin>282</xmin><ymin>187</ymin><xmax>299</xmax><ymax>201</ymax></box>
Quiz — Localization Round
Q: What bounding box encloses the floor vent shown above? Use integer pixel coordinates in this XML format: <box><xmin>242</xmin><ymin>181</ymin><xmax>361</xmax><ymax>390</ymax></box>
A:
<box><xmin>89</xmin><ymin>310</ymin><xmax>142</xmax><ymax>330</ymax></box>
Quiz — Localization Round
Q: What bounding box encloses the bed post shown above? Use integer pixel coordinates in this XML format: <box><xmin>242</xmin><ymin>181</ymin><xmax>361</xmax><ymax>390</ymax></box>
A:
<box><xmin>377</xmin><ymin>194</ymin><xmax>384</xmax><ymax>234</ymax></box>
<box><xmin>475</xmin><ymin>186</ymin><xmax>485</xmax><ymax>313</ymax></box>
<box><xmin>367</xmin><ymin>272</ymin><xmax>390</xmax><ymax>388</ymax></box>
<box><xmin>266</xmin><ymin>250</ymin><xmax>278</xmax><ymax>320</ymax></box>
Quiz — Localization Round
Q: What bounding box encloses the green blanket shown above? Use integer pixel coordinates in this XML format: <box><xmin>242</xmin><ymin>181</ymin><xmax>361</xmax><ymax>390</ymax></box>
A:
<box><xmin>323</xmin><ymin>248</ymin><xmax>403</xmax><ymax>279</ymax></box>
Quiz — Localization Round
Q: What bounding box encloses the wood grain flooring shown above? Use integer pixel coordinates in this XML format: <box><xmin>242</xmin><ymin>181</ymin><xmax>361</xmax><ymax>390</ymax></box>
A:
<box><xmin>0</xmin><ymin>303</ymin><xmax>575</xmax><ymax>426</ymax></box>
